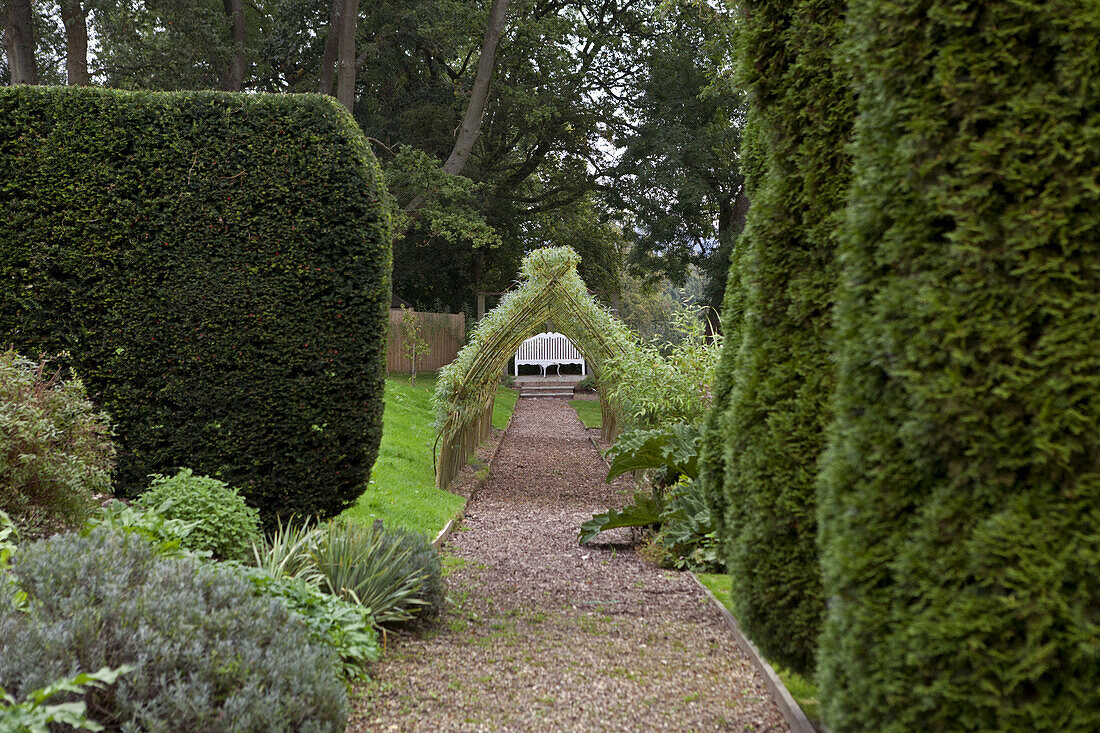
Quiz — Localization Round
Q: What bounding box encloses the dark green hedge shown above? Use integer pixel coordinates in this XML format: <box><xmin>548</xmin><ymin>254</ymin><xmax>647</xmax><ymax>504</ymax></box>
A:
<box><xmin>818</xmin><ymin>2</ymin><xmax>1100</xmax><ymax>730</ymax></box>
<box><xmin>0</xmin><ymin>86</ymin><xmax>391</xmax><ymax>524</ymax></box>
<box><xmin>712</xmin><ymin>0</ymin><xmax>855</xmax><ymax>675</ymax></box>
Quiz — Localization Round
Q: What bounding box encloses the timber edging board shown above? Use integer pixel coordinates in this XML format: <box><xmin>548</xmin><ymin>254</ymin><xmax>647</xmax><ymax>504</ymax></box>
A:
<box><xmin>690</xmin><ymin>573</ymin><xmax>820</xmax><ymax>733</ymax></box>
<box><xmin>432</xmin><ymin>400</ymin><xmax>517</xmax><ymax>549</ymax></box>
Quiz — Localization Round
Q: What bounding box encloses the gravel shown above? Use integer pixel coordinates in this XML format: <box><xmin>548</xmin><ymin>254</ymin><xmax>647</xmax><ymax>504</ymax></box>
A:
<box><xmin>350</xmin><ymin>398</ymin><xmax>788</xmax><ymax>732</ymax></box>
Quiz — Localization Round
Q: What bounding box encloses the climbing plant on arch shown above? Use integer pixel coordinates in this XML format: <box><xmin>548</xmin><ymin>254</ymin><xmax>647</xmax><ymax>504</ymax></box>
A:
<box><xmin>434</xmin><ymin>247</ymin><xmax>635</xmax><ymax>488</ymax></box>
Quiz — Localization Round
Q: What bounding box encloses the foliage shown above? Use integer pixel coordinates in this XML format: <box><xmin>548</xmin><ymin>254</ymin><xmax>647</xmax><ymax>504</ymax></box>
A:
<box><xmin>0</xmin><ymin>665</ymin><xmax>133</xmax><ymax>733</ymax></box>
<box><xmin>311</xmin><ymin>520</ymin><xmax>443</xmax><ymax>626</ymax></box>
<box><xmin>235</xmin><ymin>565</ymin><xmax>380</xmax><ymax>685</ymax></box>
<box><xmin>399</xmin><ymin>306</ymin><xmax>432</xmax><ymax>383</ymax></box>
<box><xmin>0</xmin><ymin>528</ymin><xmax>348</xmax><ymax>731</ymax></box>
<box><xmin>134</xmin><ymin>469</ymin><xmax>261</xmax><ymax>562</ymax></box>
<box><xmin>707</xmin><ymin>0</ymin><xmax>856</xmax><ymax>677</ymax></box>
<box><xmin>0</xmin><ymin>349</ymin><xmax>114</xmax><ymax>530</ymax></box>
<box><xmin>652</xmin><ymin>477</ymin><xmax>723</xmax><ymax>572</ymax></box>
<box><xmin>603</xmin><ymin>309</ymin><xmax>720</xmax><ymax>428</ymax></box>
<box><xmin>0</xmin><ymin>85</ymin><xmax>391</xmax><ymax>526</ymax></box>
<box><xmin>85</xmin><ymin>500</ymin><xmax>206</xmax><ymax>560</ymax></box>
<box><xmin>578</xmin><ymin>491</ymin><xmax>661</xmax><ymax>545</ymax></box>
<box><xmin>818</xmin><ymin>2</ymin><xmax>1100</xmax><ymax>730</ymax></box>
<box><xmin>605</xmin><ymin>424</ymin><xmax>701</xmax><ymax>483</ymax></box>
<box><xmin>434</xmin><ymin>247</ymin><xmax>635</xmax><ymax>487</ymax></box>
<box><xmin>0</xmin><ymin>511</ymin><xmax>26</xmax><ymax>611</ymax></box>
<box><xmin>252</xmin><ymin>515</ymin><xmax>324</xmax><ymax>584</ymax></box>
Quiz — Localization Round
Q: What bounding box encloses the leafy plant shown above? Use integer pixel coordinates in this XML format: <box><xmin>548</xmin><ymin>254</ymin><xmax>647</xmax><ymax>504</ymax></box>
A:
<box><xmin>85</xmin><ymin>500</ymin><xmax>206</xmax><ymax>559</ymax></box>
<box><xmin>311</xmin><ymin>520</ymin><xmax>442</xmax><ymax>627</ymax></box>
<box><xmin>605</xmin><ymin>423</ymin><xmax>701</xmax><ymax>482</ymax></box>
<box><xmin>134</xmin><ymin>469</ymin><xmax>261</xmax><ymax>561</ymax></box>
<box><xmin>234</xmin><ymin>565</ymin><xmax>379</xmax><ymax>685</ymax></box>
<box><xmin>0</xmin><ymin>511</ymin><xmax>26</xmax><ymax>611</ymax></box>
<box><xmin>652</xmin><ymin>477</ymin><xmax>723</xmax><ymax>572</ymax></box>
<box><xmin>579</xmin><ymin>491</ymin><xmax>662</xmax><ymax>544</ymax></box>
<box><xmin>0</xmin><ymin>350</ymin><xmax>114</xmax><ymax>530</ymax></box>
<box><xmin>0</xmin><ymin>665</ymin><xmax>133</xmax><ymax>733</ymax></box>
<box><xmin>602</xmin><ymin>307</ymin><xmax>721</xmax><ymax>428</ymax></box>
<box><xmin>0</xmin><ymin>528</ymin><xmax>348</xmax><ymax>731</ymax></box>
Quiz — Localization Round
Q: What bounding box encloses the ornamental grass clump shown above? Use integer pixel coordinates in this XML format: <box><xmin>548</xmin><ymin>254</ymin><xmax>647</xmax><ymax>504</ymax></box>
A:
<box><xmin>0</xmin><ymin>349</ymin><xmax>114</xmax><ymax>531</ymax></box>
<box><xmin>311</xmin><ymin>520</ymin><xmax>443</xmax><ymax>626</ymax></box>
<box><xmin>0</xmin><ymin>527</ymin><xmax>348</xmax><ymax>732</ymax></box>
<box><xmin>134</xmin><ymin>469</ymin><xmax>261</xmax><ymax>562</ymax></box>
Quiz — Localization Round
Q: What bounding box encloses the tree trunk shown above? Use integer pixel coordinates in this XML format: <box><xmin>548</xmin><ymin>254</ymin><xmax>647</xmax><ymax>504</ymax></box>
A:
<box><xmin>220</xmin><ymin>0</ymin><xmax>247</xmax><ymax>92</ymax></box>
<box><xmin>4</xmin><ymin>0</ymin><xmax>38</xmax><ymax>85</ymax></box>
<box><xmin>335</xmin><ymin>0</ymin><xmax>357</xmax><ymax>112</ymax></box>
<box><xmin>59</xmin><ymin>0</ymin><xmax>87</xmax><ymax>85</ymax></box>
<box><xmin>317</xmin><ymin>0</ymin><xmax>341</xmax><ymax>95</ymax></box>
<box><xmin>404</xmin><ymin>0</ymin><xmax>509</xmax><ymax>214</ymax></box>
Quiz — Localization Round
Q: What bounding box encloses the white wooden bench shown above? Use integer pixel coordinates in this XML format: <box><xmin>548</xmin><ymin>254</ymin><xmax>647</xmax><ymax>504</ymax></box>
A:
<box><xmin>514</xmin><ymin>332</ymin><xmax>586</xmax><ymax>376</ymax></box>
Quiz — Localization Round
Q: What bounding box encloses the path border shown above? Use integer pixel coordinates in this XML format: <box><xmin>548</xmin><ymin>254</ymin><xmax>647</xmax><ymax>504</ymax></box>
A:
<box><xmin>690</xmin><ymin>574</ymin><xmax>818</xmax><ymax>733</ymax></box>
<box><xmin>584</xmin><ymin>415</ymin><xmax>816</xmax><ymax>733</ymax></box>
<box><xmin>432</xmin><ymin>399</ymin><xmax>517</xmax><ymax>549</ymax></box>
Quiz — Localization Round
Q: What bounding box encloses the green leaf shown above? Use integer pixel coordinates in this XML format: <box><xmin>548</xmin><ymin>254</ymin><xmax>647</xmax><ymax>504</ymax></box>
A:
<box><xmin>579</xmin><ymin>493</ymin><xmax>662</xmax><ymax>544</ymax></box>
<box><xmin>605</xmin><ymin>423</ymin><xmax>701</xmax><ymax>481</ymax></box>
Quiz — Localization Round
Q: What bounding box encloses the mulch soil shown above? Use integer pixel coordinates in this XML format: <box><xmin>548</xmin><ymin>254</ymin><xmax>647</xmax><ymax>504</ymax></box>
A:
<box><xmin>349</xmin><ymin>398</ymin><xmax>788</xmax><ymax>732</ymax></box>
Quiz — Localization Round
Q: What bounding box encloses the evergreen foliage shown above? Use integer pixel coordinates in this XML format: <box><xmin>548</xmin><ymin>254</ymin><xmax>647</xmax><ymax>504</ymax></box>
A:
<box><xmin>715</xmin><ymin>0</ymin><xmax>856</xmax><ymax>675</ymax></box>
<box><xmin>818</xmin><ymin>3</ymin><xmax>1100</xmax><ymax>729</ymax></box>
<box><xmin>0</xmin><ymin>86</ymin><xmax>391</xmax><ymax>524</ymax></box>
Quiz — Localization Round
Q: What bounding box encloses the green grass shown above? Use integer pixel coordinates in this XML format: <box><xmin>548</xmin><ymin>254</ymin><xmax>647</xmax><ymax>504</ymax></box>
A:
<box><xmin>696</xmin><ymin>573</ymin><xmax>821</xmax><ymax>724</ymax></box>
<box><xmin>341</xmin><ymin>373</ymin><xmax>517</xmax><ymax>537</ymax></box>
<box><xmin>569</xmin><ymin>399</ymin><xmax>602</xmax><ymax>429</ymax></box>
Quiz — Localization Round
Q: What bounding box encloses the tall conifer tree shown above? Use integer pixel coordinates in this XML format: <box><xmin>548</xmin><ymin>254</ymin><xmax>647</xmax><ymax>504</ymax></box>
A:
<box><xmin>819</xmin><ymin>2</ymin><xmax>1100</xmax><ymax>729</ymax></box>
<box><xmin>709</xmin><ymin>0</ymin><xmax>855</xmax><ymax>675</ymax></box>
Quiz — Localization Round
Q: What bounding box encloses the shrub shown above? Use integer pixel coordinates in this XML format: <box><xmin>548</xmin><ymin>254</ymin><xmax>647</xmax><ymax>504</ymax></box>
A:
<box><xmin>713</xmin><ymin>0</ymin><xmax>855</xmax><ymax>676</ymax></box>
<box><xmin>0</xmin><ymin>528</ymin><xmax>348</xmax><ymax>732</ymax></box>
<box><xmin>86</xmin><ymin>499</ymin><xmax>204</xmax><ymax>559</ymax></box>
<box><xmin>0</xmin><ymin>665</ymin><xmax>132</xmax><ymax>733</ymax></box>
<box><xmin>312</xmin><ymin>520</ymin><xmax>443</xmax><ymax>626</ymax></box>
<box><xmin>134</xmin><ymin>469</ymin><xmax>261</xmax><ymax>561</ymax></box>
<box><xmin>818</xmin><ymin>2</ymin><xmax>1100</xmax><ymax>730</ymax></box>
<box><xmin>237</xmin><ymin>566</ymin><xmax>379</xmax><ymax>685</ymax></box>
<box><xmin>0</xmin><ymin>350</ymin><xmax>114</xmax><ymax>530</ymax></box>
<box><xmin>0</xmin><ymin>86</ymin><xmax>391</xmax><ymax>525</ymax></box>
<box><xmin>653</xmin><ymin>477</ymin><xmax>723</xmax><ymax>572</ymax></box>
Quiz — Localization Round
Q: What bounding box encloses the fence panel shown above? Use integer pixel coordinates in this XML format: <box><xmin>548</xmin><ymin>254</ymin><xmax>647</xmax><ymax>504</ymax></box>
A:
<box><xmin>386</xmin><ymin>310</ymin><xmax>466</xmax><ymax>373</ymax></box>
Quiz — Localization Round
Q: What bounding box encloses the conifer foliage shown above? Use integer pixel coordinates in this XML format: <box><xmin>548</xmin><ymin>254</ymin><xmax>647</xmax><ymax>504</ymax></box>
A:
<box><xmin>818</xmin><ymin>2</ymin><xmax>1100</xmax><ymax>729</ymax></box>
<box><xmin>708</xmin><ymin>0</ymin><xmax>856</xmax><ymax>675</ymax></box>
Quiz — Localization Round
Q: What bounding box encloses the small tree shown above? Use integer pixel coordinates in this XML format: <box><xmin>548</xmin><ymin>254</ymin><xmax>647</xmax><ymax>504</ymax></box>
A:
<box><xmin>400</xmin><ymin>306</ymin><xmax>430</xmax><ymax>384</ymax></box>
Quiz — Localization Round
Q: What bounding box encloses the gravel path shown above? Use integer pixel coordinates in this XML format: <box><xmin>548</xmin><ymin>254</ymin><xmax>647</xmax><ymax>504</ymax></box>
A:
<box><xmin>350</xmin><ymin>398</ymin><xmax>788</xmax><ymax>732</ymax></box>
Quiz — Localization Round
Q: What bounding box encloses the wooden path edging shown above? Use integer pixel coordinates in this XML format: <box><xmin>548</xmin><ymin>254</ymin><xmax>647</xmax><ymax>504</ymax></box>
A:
<box><xmin>432</xmin><ymin>402</ymin><xmax>517</xmax><ymax>549</ymax></box>
<box><xmin>690</xmin><ymin>573</ymin><xmax>818</xmax><ymax>733</ymax></box>
<box><xmin>587</xmin><ymin>421</ymin><xmax>816</xmax><ymax>733</ymax></box>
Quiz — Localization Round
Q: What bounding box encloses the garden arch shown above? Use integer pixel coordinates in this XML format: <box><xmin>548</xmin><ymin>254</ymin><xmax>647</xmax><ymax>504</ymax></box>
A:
<box><xmin>434</xmin><ymin>247</ymin><xmax>634</xmax><ymax>488</ymax></box>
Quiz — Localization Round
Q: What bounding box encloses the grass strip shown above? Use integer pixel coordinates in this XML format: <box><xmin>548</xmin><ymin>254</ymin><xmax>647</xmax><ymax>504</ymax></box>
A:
<box><xmin>342</xmin><ymin>373</ymin><xmax>516</xmax><ymax>537</ymax></box>
<box><xmin>569</xmin><ymin>399</ymin><xmax>602</xmax><ymax>429</ymax></box>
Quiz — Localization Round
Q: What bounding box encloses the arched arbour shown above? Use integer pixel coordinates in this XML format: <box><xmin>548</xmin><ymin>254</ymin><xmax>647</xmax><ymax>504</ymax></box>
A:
<box><xmin>434</xmin><ymin>247</ymin><xmax>635</xmax><ymax>488</ymax></box>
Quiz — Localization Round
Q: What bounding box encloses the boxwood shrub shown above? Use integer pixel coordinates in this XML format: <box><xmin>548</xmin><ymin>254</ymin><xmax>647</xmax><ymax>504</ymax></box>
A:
<box><xmin>818</xmin><ymin>2</ymin><xmax>1100</xmax><ymax>730</ymax></box>
<box><xmin>0</xmin><ymin>86</ymin><xmax>391</xmax><ymax>524</ymax></box>
<box><xmin>0</xmin><ymin>528</ymin><xmax>348</xmax><ymax>731</ymax></box>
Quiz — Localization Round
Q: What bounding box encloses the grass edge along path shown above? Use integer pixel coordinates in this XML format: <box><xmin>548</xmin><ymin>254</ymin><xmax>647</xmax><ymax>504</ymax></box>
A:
<box><xmin>696</xmin><ymin>573</ymin><xmax>821</xmax><ymax>725</ymax></box>
<box><xmin>342</xmin><ymin>373</ymin><xmax>517</xmax><ymax>537</ymax></box>
<box><xmin>569</xmin><ymin>398</ymin><xmax>602</xmax><ymax>429</ymax></box>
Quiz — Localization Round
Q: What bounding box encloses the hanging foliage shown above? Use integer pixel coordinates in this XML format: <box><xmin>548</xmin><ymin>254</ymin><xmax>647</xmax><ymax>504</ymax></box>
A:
<box><xmin>434</xmin><ymin>247</ymin><xmax>635</xmax><ymax>488</ymax></box>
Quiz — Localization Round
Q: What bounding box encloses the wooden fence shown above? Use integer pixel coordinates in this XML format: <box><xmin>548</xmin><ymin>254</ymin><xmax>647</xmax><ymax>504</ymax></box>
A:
<box><xmin>386</xmin><ymin>309</ymin><xmax>466</xmax><ymax>373</ymax></box>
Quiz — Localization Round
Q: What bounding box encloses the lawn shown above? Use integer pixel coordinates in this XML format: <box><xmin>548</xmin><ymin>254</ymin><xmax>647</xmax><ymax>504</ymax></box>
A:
<box><xmin>569</xmin><ymin>398</ymin><xmax>602</xmax><ymax>429</ymax></box>
<box><xmin>341</xmin><ymin>373</ymin><xmax>517</xmax><ymax>538</ymax></box>
<box><xmin>696</xmin><ymin>573</ymin><xmax>821</xmax><ymax>724</ymax></box>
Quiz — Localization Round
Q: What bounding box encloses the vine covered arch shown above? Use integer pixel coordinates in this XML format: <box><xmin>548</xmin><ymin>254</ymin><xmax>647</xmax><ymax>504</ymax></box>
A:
<box><xmin>434</xmin><ymin>247</ymin><xmax>634</xmax><ymax>488</ymax></box>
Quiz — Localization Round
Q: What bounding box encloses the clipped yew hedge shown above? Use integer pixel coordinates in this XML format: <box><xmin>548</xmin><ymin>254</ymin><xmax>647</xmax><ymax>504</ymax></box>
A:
<box><xmin>710</xmin><ymin>0</ymin><xmax>855</xmax><ymax>675</ymax></box>
<box><xmin>0</xmin><ymin>86</ymin><xmax>391</xmax><ymax>524</ymax></box>
<box><xmin>818</xmin><ymin>2</ymin><xmax>1100</xmax><ymax>729</ymax></box>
